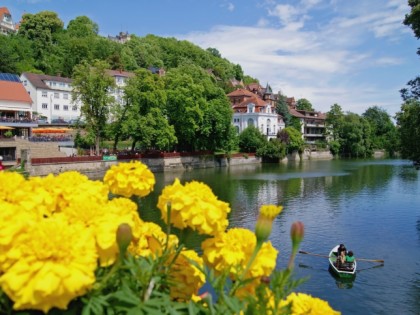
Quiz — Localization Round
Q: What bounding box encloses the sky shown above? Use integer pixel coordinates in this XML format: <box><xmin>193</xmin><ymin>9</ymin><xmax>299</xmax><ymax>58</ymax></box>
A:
<box><xmin>3</xmin><ymin>0</ymin><xmax>419</xmax><ymax>116</ymax></box>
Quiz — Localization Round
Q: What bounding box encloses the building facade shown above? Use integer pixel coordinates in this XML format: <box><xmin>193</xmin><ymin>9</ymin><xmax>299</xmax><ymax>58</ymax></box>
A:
<box><xmin>0</xmin><ymin>7</ymin><xmax>16</xmax><ymax>35</ymax></box>
<box><xmin>0</xmin><ymin>73</ymin><xmax>36</xmax><ymax>161</ymax></box>
<box><xmin>227</xmin><ymin>87</ymin><xmax>284</xmax><ymax>139</ymax></box>
<box><xmin>20</xmin><ymin>72</ymin><xmax>81</xmax><ymax>124</ymax></box>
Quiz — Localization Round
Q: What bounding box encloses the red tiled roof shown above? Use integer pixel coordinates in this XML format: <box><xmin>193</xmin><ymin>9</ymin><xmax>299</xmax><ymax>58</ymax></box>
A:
<box><xmin>23</xmin><ymin>72</ymin><xmax>72</xmax><ymax>90</ymax></box>
<box><xmin>0</xmin><ymin>80</ymin><xmax>32</xmax><ymax>103</ymax></box>
<box><xmin>227</xmin><ymin>88</ymin><xmax>255</xmax><ymax>97</ymax></box>
<box><xmin>106</xmin><ymin>69</ymin><xmax>135</xmax><ymax>78</ymax></box>
<box><xmin>233</xmin><ymin>96</ymin><xmax>271</xmax><ymax>113</ymax></box>
<box><xmin>0</xmin><ymin>7</ymin><xmax>11</xmax><ymax>17</ymax></box>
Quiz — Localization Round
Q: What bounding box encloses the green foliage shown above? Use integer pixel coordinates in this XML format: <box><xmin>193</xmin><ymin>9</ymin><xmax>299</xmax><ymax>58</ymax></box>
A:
<box><xmin>256</xmin><ymin>139</ymin><xmax>286</xmax><ymax>161</ymax></box>
<box><xmin>296</xmin><ymin>98</ymin><xmax>314</xmax><ymax>111</ymax></box>
<box><xmin>276</xmin><ymin>94</ymin><xmax>291</xmax><ymax>126</ymax></box>
<box><xmin>362</xmin><ymin>106</ymin><xmax>397</xmax><ymax>151</ymax></box>
<box><xmin>395</xmin><ymin>99</ymin><xmax>420</xmax><ymax>163</ymax></box>
<box><xmin>72</xmin><ymin>60</ymin><xmax>116</xmax><ymax>154</ymax></box>
<box><xmin>238</xmin><ymin>126</ymin><xmax>267</xmax><ymax>153</ymax></box>
<box><xmin>67</xmin><ymin>16</ymin><xmax>99</xmax><ymax>38</ymax></box>
<box><xmin>403</xmin><ymin>0</ymin><xmax>420</xmax><ymax>39</ymax></box>
<box><xmin>278</xmin><ymin>127</ymin><xmax>304</xmax><ymax>154</ymax></box>
<box><xmin>3</xmin><ymin>131</ymin><xmax>13</xmax><ymax>138</ymax></box>
<box><xmin>338</xmin><ymin>113</ymin><xmax>373</xmax><ymax>158</ymax></box>
<box><xmin>326</xmin><ymin>103</ymin><xmax>344</xmax><ymax>141</ymax></box>
<box><xmin>328</xmin><ymin>140</ymin><xmax>341</xmax><ymax>156</ymax></box>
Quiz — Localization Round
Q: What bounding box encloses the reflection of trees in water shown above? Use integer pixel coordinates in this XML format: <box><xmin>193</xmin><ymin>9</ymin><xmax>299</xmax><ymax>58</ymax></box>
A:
<box><xmin>324</xmin><ymin>163</ymin><xmax>394</xmax><ymax>202</ymax></box>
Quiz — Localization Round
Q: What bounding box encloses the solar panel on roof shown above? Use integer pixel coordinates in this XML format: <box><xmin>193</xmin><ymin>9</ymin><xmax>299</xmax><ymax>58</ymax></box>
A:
<box><xmin>0</xmin><ymin>73</ymin><xmax>21</xmax><ymax>82</ymax></box>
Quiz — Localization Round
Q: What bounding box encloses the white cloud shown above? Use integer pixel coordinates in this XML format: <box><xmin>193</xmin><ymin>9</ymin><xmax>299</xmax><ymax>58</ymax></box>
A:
<box><xmin>181</xmin><ymin>0</ymin><xmax>413</xmax><ymax>115</ymax></box>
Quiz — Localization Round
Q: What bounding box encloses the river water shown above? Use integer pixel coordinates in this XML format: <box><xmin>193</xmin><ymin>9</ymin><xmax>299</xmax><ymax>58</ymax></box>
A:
<box><xmin>137</xmin><ymin>159</ymin><xmax>420</xmax><ymax>315</ymax></box>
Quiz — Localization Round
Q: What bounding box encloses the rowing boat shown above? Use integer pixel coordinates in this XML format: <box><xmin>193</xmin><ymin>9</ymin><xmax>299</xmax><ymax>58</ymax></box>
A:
<box><xmin>328</xmin><ymin>245</ymin><xmax>357</xmax><ymax>278</ymax></box>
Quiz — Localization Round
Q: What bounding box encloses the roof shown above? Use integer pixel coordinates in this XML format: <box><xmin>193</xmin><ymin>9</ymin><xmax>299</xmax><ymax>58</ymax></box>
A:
<box><xmin>289</xmin><ymin>106</ymin><xmax>326</xmax><ymax>120</ymax></box>
<box><xmin>22</xmin><ymin>72</ymin><xmax>72</xmax><ymax>90</ymax></box>
<box><xmin>0</xmin><ymin>80</ymin><xmax>32</xmax><ymax>103</ymax></box>
<box><xmin>227</xmin><ymin>88</ymin><xmax>256</xmax><ymax>98</ymax></box>
<box><xmin>106</xmin><ymin>69</ymin><xmax>135</xmax><ymax>78</ymax></box>
<box><xmin>0</xmin><ymin>7</ymin><xmax>11</xmax><ymax>17</ymax></box>
<box><xmin>233</xmin><ymin>96</ymin><xmax>271</xmax><ymax>113</ymax></box>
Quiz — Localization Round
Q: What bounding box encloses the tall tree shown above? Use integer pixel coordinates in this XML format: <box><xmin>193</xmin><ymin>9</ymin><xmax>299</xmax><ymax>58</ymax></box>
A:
<box><xmin>278</xmin><ymin>127</ymin><xmax>304</xmax><ymax>154</ymax></box>
<box><xmin>18</xmin><ymin>11</ymin><xmax>64</xmax><ymax>73</ymax></box>
<box><xmin>362</xmin><ymin>106</ymin><xmax>396</xmax><ymax>150</ymax></box>
<box><xmin>66</xmin><ymin>16</ymin><xmax>99</xmax><ymax>38</ymax></box>
<box><xmin>296</xmin><ymin>98</ymin><xmax>314</xmax><ymax>111</ymax></box>
<box><xmin>276</xmin><ymin>93</ymin><xmax>291</xmax><ymax>126</ymax></box>
<box><xmin>395</xmin><ymin>99</ymin><xmax>420</xmax><ymax>163</ymax></box>
<box><xmin>72</xmin><ymin>60</ymin><xmax>116</xmax><ymax>155</ymax></box>
<box><xmin>121</xmin><ymin>69</ymin><xmax>176</xmax><ymax>151</ymax></box>
<box><xmin>338</xmin><ymin>113</ymin><xmax>373</xmax><ymax>158</ymax></box>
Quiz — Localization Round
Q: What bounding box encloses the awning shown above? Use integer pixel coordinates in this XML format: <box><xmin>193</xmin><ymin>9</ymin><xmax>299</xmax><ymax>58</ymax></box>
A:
<box><xmin>32</xmin><ymin>128</ymin><xmax>72</xmax><ymax>134</ymax></box>
<box><xmin>0</xmin><ymin>125</ymin><xmax>15</xmax><ymax>130</ymax></box>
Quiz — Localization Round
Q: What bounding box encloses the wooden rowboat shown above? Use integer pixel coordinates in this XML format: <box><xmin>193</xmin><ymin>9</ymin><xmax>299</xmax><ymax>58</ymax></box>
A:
<box><xmin>328</xmin><ymin>245</ymin><xmax>357</xmax><ymax>278</ymax></box>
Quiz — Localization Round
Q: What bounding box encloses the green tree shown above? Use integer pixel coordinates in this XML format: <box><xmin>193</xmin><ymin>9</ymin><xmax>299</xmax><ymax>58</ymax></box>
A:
<box><xmin>121</xmin><ymin>69</ymin><xmax>176</xmax><ymax>151</ymax></box>
<box><xmin>395</xmin><ymin>99</ymin><xmax>420</xmax><ymax>163</ymax></box>
<box><xmin>18</xmin><ymin>11</ymin><xmax>64</xmax><ymax>73</ymax></box>
<box><xmin>66</xmin><ymin>16</ymin><xmax>99</xmax><ymax>38</ymax></box>
<box><xmin>362</xmin><ymin>106</ymin><xmax>396</xmax><ymax>150</ymax></box>
<box><xmin>326</xmin><ymin>103</ymin><xmax>344</xmax><ymax>141</ymax></box>
<box><xmin>72</xmin><ymin>60</ymin><xmax>116</xmax><ymax>155</ymax></box>
<box><xmin>338</xmin><ymin>113</ymin><xmax>373</xmax><ymax>158</ymax></box>
<box><xmin>276</xmin><ymin>93</ymin><xmax>291</xmax><ymax>126</ymax></box>
<box><xmin>296</xmin><ymin>98</ymin><xmax>314</xmax><ymax>111</ymax></box>
<box><xmin>278</xmin><ymin>127</ymin><xmax>304</xmax><ymax>154</ymax></box>
<box><xmin>256</xmin><ymin>139</ymin><xmax>286</xmax><ymax>161</ymax></box>
<box><xmin>165</xmin><ymin>64</ymin><xmax>233</xmax><ymax>151</ymax></box>
<box><xmin>238</xmin><ymin>126</ymin><xmax>267</xmax><ymax>153</ymax></box>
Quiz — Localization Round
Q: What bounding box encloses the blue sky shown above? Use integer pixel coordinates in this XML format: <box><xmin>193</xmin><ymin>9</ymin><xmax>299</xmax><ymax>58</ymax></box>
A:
<box><xmin>3</xmin><ymin>0</ymin><xmax>419</xmax><ymax>116</ymax></box>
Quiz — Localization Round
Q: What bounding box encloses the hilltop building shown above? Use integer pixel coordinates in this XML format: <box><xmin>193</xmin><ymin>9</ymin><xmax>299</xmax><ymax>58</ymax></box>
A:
<box><xmin>0</xmin><ymin>7</ymin><xmax>17</xmax><ymax>35</ymax></box>
<box><xmin>108</xmin><ymin>32</ymin><xmax>131</xmax><ymax>44</ymax></box>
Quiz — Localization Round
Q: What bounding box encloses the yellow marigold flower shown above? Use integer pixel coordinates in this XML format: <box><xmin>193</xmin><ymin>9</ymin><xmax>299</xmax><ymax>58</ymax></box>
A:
<box><xmin>168</xmin><ymin>249</ymin><xmax>205</xmax><ymax>301</ymax></box>
<box><xmin>129</xmin><ymin>221</ymin><xmax>179</xmax><ymax>257</ymax></box>
<box><xmin>104</xmin><ymin>161</ymin><xmax>155</xmax><ymax>198</ymax></box>
<box><xmin>62</xmin><ymin>196</ymin><xmax>139</xmax><ymax>266</ymax></box>
<box><xmin>0</xmin><ymin>171</ymin><xmax>27</xmax><ymax>204</ymax></box>
<box><xmin>255</xmin><ymin>205</ymin><xmax>282</xmax><ymax>243</ymax></box>
<box><xmin>0</xmin><ymin>201</ymin><xmax>37</xmax><ymax>272</ymax></box>
<box><xmin>259</xmin><ymin>205</ymin><xmax>283</xmax><ymax>219</ymax></box>
<box><xmin>280</xmin><ymin>292</ymin><xmax>341</xmax><ymax>315</ymax></box>
<box><xmin>202</xmin><ymin>228</ymin><xmax>278</xmax><ymax>294</ymax></box>
<box><xmin>157</xmin><ymin>178</ymin><xmax>231</xmax><ymax>236</ymax></box>
<box><xmin>0</xmin><ymin>216</ymin><xmax>97</xmax><ymax>313</ymax></box>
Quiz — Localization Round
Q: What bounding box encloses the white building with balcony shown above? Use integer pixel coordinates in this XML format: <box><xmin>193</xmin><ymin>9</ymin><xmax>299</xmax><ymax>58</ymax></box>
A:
<box><xmin>228</xmin><ymin>88</ymin><xmax>284</xmax><ymax>139</ymax></box>
<box><xmin>0</xmin><ymin>7</ymin><xmax>17</xmax><ymax>35</ymax></box>
<box><xmin>20</xmin><ymin>73</ymin><xmax>82</xmax><ymax>124</ymax></box>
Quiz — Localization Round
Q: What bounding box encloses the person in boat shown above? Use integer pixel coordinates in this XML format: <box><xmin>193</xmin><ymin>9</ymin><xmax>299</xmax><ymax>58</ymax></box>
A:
<box><xmin>345</xmin><ymin>251</ymin><xmax>355</xmax><ymax>269</ymax></box>
<box><xmin>335</xmin><ymin>244</ymin><xmax>347</xmax><ymax>268</ymax></box>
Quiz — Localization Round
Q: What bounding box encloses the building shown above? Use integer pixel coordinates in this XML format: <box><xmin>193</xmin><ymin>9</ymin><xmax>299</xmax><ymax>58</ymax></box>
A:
<box><xmin>108</xmin><ymin>32</ymin><xmax>131</xmax><ymax>44</ymax></box>
<box><xmin>227</xmin><ymin>87</ymin><xmax>284</xmax><ymax>139</ymax></box>
<box><xmin>288</xmin><ymin>102</ymin><xmax>327</xmax><ymax>144</ymax></box>
<box><xmin>0</xmin><ymin>7</ymin><xmax>17</xmax><ymax>35</ymax></box>
<box><xmin>20</xmin><ymin>72</ymin><xmax>81</xmax><ymax>124</ymax></box>
<box><xmin>106</xmin><ymin>69</ymin><xmax>135</xmax><ymax>106</ymax></box>
<box><xmin>0</xmin><ymin>73</ymin><xmax>36</xmax><ymax>161</ymax></box>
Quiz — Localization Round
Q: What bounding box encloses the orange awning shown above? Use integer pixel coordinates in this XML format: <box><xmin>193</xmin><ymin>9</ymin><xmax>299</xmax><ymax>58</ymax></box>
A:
<box><xmin>32</xmin><ymin>128</ymin><xmax>72</xmax><ymax>134</ymax></box>
<box><xmin>0</xmin><ymin>125</ymin><xmax>14</xmax><ymax>130</ymax></box>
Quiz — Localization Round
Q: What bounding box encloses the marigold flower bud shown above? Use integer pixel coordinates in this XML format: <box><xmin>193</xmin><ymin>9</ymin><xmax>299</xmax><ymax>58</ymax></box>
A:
<box><xmin>255</xmin><ymin>205</ymin><xmax>282</xmax><ymax>243</ymax></box>
<box><xmin>116</xmin><ymin>223</ymin><xmax>133</xmax><ymax>256</ymax></box>
<box><xmin>290</xmin><ymin>221</ymin><xmax>305</xmax><ymax>247</ymax></box>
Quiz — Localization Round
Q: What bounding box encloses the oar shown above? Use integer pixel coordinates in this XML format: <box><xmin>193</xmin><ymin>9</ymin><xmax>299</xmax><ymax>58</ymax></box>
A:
<box><xmin>299</xmin><ymin>250</ymin><xmax>331</xmax><ymax>258</ymax></box>
<box><xmin>299</xmin><ymin>251</ymin><xmax>384</xmax><ymax>264</ymax></box>
<box><xmin>355</xmin><ymin>258</ymin><xmax>384</xmax><ymax>263</ymax></box>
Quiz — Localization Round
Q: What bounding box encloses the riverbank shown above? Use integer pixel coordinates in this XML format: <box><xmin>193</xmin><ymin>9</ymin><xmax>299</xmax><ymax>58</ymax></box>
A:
<box><xmin>22</xmin><ymin>149</ymin><xmax>336</xmax><ymax>177</ymax></box>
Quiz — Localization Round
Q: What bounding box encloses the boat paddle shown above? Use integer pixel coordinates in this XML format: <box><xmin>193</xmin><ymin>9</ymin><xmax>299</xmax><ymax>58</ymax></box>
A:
<box><xmin>299</xmin><ymin>250</ymin><xmax>384</xmax><ymax>264</ymax></box>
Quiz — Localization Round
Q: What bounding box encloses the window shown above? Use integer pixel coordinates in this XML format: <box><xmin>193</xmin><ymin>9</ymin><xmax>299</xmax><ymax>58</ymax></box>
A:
<box><xmin>23</xmin><ymin>80</ymin><xmax>27</xmax><ymax>86</ymax></box>
<box><xmin>54</xmin><ymin>92</ymin><xmax>59</xmax><ymax>99</ymax></box>
<box><xmin>72</xmin><ymin>105</ymin><xmax>78</xmax><ymax>111</ymax></box>
<box><xmin>63</xmin><ymin>105</ymin><xmax>69</xmax><ymax>111</ymax></box>
<box><xmin>42</xmin><ymin>91</ymin><xmax>48</xmax><ymax>98</ymax></box>
<box><xmin>42</xmin><ymin>103</ymin><xmax>48</xmax><ymax>109</ymax></box>
<box><xmin>54</xmin><ymin>104</ymin><xmax>60</xmax><ymax>110</ymax></box>
<box><xmin>63</xmin><ymin>93</ymin><xmax>68</xmax><ymax>100</ymax></box>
